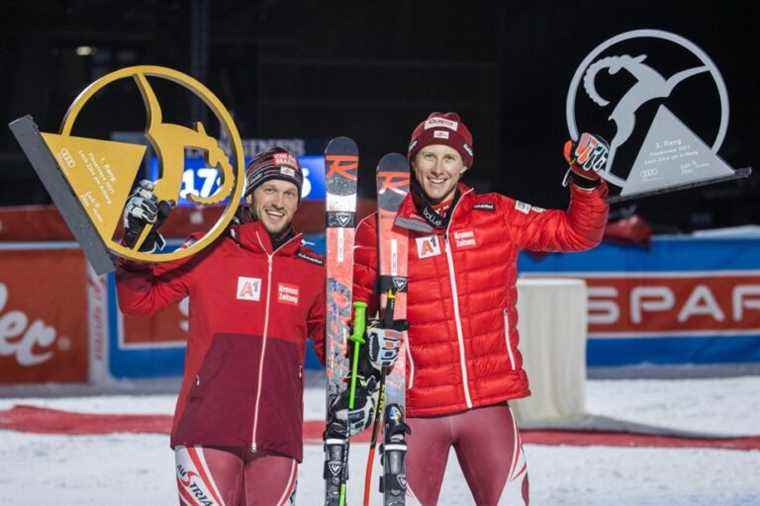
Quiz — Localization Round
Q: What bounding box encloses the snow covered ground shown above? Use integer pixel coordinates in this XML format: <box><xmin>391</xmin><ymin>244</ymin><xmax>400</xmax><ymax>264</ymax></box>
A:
<box><xmin>1</xmin><ymin>376</ymin><xmax>759</xmax><ymax>505</ymax></box>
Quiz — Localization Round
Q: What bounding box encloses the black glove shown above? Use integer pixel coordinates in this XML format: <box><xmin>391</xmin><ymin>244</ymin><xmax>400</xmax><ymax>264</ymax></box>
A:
<box><xmin>326</xmin><ymin>369</ymin><xmax>380</xmax><ymax>438</ymax></box>
<box><xmin>122</xmin><ymin>180</ymin><xmax>173</xmax><ymax>252</ymax></box>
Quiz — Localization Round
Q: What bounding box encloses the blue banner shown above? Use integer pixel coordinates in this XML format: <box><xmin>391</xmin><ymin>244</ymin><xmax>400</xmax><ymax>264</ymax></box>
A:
<box><xmin>149</xmin><ymin>154</ymin><xmax>326</xmax><ymax>206</ymax></box>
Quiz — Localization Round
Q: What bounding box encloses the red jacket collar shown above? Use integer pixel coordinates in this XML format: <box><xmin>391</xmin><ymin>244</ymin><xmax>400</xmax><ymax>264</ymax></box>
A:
<box><xmin>395</xmin><ymin>183</ymin><xmax>475</xmax><ymax>233</ymax></box>
<box><xmin>233</xmin><ymin>220</ymin><xmax>303</xmax><ymax>256</ymax></box>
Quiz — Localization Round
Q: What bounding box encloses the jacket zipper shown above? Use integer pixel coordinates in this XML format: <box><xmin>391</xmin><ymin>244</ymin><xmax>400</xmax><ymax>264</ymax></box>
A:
<box><xmin>503</xmin><ymin>309</ymin><xmax>516</xmax><ymax>369</ymax></box>
<box><xmin>250</xmin><ymin>232</ymin><xmax>302</xmax><ymax>453</ymax></box>
<box><xmin>405</xmin><ymin>340</ymin><xmax>416</xmax><ymax>390</ymax></box>
<box><xmin>250</xmin><ymin>254</ymin><xmax>273</xmax><ymax>453</ymax></box>
<box><xmin>443</xmin><ymin>189</ymin><xmax>474</xmax><ymax>409</ymax></box>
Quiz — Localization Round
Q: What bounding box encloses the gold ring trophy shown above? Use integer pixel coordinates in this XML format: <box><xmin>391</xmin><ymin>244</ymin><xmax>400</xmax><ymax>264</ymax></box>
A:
<box><xmin>9</xmin><ymin>65</ymin><xmax>245</xmax><ymax>274</ymax></box>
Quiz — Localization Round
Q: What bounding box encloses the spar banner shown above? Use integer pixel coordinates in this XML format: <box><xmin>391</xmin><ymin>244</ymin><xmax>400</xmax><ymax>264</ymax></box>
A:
<box><xmin>520</xmin><ymin>237</ymin><xmax>760</xmax><ymax>366</ymax></box>
<box><xmin>0</xmin><ymin>246</ymin><xmax>88</xmax><ymax>383</ymax></box>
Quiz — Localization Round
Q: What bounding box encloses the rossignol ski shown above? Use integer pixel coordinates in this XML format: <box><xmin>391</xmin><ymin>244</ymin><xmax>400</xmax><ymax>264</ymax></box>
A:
<box><xmin>373</xmin><ymin>153</ymin><xmax>411</xmax><ymax>506</ymax></box>
<box><xmin>323</xmin><ymin>137</ymin><xmax>359</xmax><ymax>506</ymax></box>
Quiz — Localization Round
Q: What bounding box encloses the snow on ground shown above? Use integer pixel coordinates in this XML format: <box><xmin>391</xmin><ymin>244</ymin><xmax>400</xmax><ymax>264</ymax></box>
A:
<box><xmin>1</xmin><ymin>376</ymin><xmax>759</xmax><ymax>505</ymax></box>
<box><xmin>1</xmin><ymin>432</ymin><xmax>758</xmax><ymax>505</ymax></box>
<box><xmin>584</xmin><ymin>377</ymin><xmax>760</xmax><ymax>436</ymax></box>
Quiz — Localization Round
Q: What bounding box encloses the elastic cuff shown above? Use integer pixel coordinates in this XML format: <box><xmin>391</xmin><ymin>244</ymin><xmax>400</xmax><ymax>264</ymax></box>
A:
<box><xmin>570</xmin><ymin>172</ymin><xmax>601</xmax><ymax>189</ymax></box>
<box><xmin>116</xmin><ymin>257</ymin><xmax>152</xmax><ymax>272</ymax></box>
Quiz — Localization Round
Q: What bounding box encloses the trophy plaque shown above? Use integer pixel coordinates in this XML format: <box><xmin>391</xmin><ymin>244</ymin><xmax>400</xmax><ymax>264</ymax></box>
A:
<box><xmin>566</xmin><ymin>29</ymin><xmax>751</xmax><ymax>203</ymax></box>
<box><xmin>9</xmin><ymin>65</ymin><xmax>245</xmax><ymax>275</ymax></box>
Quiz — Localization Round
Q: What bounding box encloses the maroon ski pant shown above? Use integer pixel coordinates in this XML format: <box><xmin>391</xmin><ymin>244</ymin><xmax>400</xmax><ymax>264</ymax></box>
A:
<box><xmin>174</xmin><ymin>446</ymin><xmax>297</xmax><ymax>505</ymax></box>
<box><xmin>405</xmin><ymin>403</ymin><xmax>529</xmax><ymax>505</ymax></box>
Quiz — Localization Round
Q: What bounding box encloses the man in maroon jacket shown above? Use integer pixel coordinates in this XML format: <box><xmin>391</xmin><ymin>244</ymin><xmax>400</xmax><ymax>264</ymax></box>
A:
<box><xmin>117</xmin><ymin>147</ymin><xmax>330</xmax><ymax>505</ymax></box>
<box><xmin>353</xmin><ymin>113</ymin><xmax>610</xmax><ymax>505</ymax></box>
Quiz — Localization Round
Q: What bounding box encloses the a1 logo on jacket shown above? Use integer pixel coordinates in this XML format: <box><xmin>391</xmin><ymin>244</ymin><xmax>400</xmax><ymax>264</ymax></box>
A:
<box><xmin>237</xmin><ymin>277</ymin><xmax>261</xmax><ymax>301</ymax></box>
<box><xmin>416</xmin><ymin>235</ymin><xmax>442</xmax><ymax>259</ymax></box>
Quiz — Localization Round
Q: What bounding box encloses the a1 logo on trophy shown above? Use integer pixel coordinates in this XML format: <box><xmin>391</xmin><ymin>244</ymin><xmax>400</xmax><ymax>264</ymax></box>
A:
<box><xmin>566</xmin><ymin>29</ymin><xmax>751</xmax><ymax>202</ymax></box>
<box><xmin>9</xmin><ymin>65</ymin><xmax>246</xmax><ymax>274</ymax></box>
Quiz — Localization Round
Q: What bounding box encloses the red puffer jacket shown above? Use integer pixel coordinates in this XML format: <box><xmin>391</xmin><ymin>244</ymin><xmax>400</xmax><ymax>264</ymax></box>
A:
<box><xmin>354</xmin><ymin>182</ymin><xmax>608</xmax><ymax>417</ymax></box>
<box><xmin>116</xmin><ymin>220</ymin><xmax>325</xmax><ymax>461</ymax></box>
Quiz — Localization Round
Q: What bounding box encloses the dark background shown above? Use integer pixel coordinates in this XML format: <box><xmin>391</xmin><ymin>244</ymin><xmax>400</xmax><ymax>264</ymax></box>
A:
<box><xmin>1</xmin><ymin>1</ymin><xmax>757</xmax><ymax>232</ymax></box>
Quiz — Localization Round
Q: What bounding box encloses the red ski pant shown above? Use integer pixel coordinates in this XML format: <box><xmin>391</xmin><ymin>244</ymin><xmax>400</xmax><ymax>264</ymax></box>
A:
<box><xmin>405</xmin><ymin>403</ymin><xmax>529</xmax><ymax>505</ymax></box>
<box><xmin>174</xmin><ymin>446</ymin><xmax>298</xmax><ymax>506</ymax></box>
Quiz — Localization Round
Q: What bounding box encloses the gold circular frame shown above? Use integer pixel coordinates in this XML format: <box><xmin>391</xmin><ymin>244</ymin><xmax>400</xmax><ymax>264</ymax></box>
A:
<box><xmin>60</xmin><ymin>65</ymin><xmax>245</xmax><ymax>263</ymax></box>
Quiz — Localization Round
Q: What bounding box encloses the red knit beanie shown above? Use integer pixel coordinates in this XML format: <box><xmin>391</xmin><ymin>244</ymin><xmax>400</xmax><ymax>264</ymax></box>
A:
<box><xmin>407</xmin><ymin>112</ymin><xmax>474</xmax><ymax>167</ymax></box>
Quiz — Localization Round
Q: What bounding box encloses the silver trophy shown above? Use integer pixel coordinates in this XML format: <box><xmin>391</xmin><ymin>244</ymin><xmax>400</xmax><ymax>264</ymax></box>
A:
<box><xmin>566</xmin><ymin>29</ymin><xmax>751</xmax><ymax>202</ymax></box>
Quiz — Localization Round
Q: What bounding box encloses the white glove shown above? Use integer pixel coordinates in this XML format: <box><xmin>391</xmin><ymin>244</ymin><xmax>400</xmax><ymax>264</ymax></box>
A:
<box><xmin>367</xmin><ymin>320</ymin><xmax>403</xmax><ymax>370</ymax></box>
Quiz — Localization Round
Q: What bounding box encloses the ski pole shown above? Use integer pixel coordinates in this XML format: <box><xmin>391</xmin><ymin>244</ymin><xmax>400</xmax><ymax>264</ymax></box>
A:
<box><xmin>336</xmin><ymin>301</ymin><xmax>368</xmax><ymax>506</ymax></box>
<box><xmin>364</xmin><ymin>377</ymin><xmax>385</xmax><ymax>506</ymax></box>
<box><xmin>348</xmin><ymin>301</ymin><xmax>368</xmax><ymax>410</ymax></box>
<box><xmin>363</xmin><ymin>289</ymin><xmax>396</xmax><ymax>506</ymax></box>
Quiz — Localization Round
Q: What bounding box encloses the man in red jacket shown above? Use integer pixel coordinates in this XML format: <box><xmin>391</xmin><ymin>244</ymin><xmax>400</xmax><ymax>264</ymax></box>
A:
<box><xmin>117</xmin><ymin>147</ymin><xmax>330</xmax><ymax>505</ymax></box>
<box><xmin>353</xmin><ymin>113</ymin><xmax>609</xmax><ymax>505</ymax></box>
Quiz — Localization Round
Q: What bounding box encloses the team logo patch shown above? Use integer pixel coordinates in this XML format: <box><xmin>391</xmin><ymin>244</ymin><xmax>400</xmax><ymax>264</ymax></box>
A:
<box><xmin>237</xmin><ymin>276</ymin><xmax>261</xmax><ymax>301</ymax></box>
<box><xmin>416</xmin><ymin>235</ymin><xmax>441</xmax><ymax>259</ymax></box>
<box><xmin>328</xmin><ymin>461</ymin><xmax>342</xmax><ymax>477</ymax></box>
<box><xmin>297</xmin><ymin>251</ymin><xmax>324</xmax><ymax>265</ymax></box>
<box><xmin>273</xmin><ymin>152</ymin><xmax>297</xmax><ymax>168</ymax></box>
<box><xmin>421</xmin><ymin>206</ymin><xmax>445</xmax><ymax>229</ymax></box>
<box><xmin>453</xmin><ymin>230</ymin><xmax>477</xmax><ymax>249</ymax></box>
<box><xmin>433</xmin><ymin>130</ymin><xmax>450</xmax><ymax>140</ymax></box>
<box><xmin>280</xmin><ymin>166</ymin><xmax>296</xmax><ymax>177</ymax></box>
<box><xmin>392</xmin><ymin>277</ymin><xmax>408</xmax><ymax>292</ymax></box>
<box><xmin>177</xmin><ymin>466</ymin><xmax>198</xmax><ymax>487</ymax></box>
<box><xmin>176</xmin><ymin>460</ymin><xmax>216</xmax><ymax>506</ymax></box>
<box><xmin>515</xmin><ymin>200</ymin><xmax>532</xmax><ymax>214</ymax></box>
<box><xmin>278</xmin><ymin>283</ymin><xmax>299</xmax><ymax>305</ymax></box>
<box><xmin>473</xmin><ymin>202</ymin><xmax>495</xmax><ymax>211</ymax></box>
<box><xmin>424</xmin><ymin>117</ymin><xmax>458</xmax><ymax>131</ymax></box>
<box><xmin>335</xmin><ymin>213</ymin><xmax>351</xmax><ymax>226</ymax></box>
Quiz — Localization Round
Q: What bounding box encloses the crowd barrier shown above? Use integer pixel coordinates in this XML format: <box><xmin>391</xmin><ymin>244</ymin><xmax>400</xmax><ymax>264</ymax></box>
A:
<box><xmin>511</xmin><ymin>278</ymin><xmax>587</xmax><ymax>423</ymax></box>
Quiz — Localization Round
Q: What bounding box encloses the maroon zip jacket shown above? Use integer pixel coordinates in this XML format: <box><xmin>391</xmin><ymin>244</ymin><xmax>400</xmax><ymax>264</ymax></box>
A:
<box><xmin>116</xmin><ymin>220</ymin><xmax>325</xmax><ymax>462</ymax></box>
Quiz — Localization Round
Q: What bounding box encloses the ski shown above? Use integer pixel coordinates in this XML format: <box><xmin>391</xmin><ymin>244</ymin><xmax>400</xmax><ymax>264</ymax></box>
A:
<box><xmin>323</xmin><ymin>137</ymin><xmax>360</xmax><ymax>506</ymax></box>
<box><xmin>375</xmin><ymin>153</ymin><xmax>411</xmax><ymax>506</ymax></box>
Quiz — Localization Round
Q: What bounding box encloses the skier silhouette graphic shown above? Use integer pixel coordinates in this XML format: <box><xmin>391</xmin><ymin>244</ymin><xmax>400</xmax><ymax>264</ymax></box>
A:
<box><xmin>583</xmin><ymin>54</ymin><xmax>709</xmax><ymax>176</ymax></box>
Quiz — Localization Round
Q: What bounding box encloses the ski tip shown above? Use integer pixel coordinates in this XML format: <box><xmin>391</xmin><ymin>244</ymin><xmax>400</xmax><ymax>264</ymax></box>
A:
<box><xmin>325</xmin><ymin>137</ymin><xmax>359</xmax><ymax>156</ymax></box>
<box><xmin>377</xmin><ymin>153</ymin><xmax>409</xmax><ymax>172</ymax></box>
